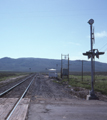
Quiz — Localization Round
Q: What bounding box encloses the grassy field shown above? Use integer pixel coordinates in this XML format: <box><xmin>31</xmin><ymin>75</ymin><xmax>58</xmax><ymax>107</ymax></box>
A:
<box><xmin>59</xmin><ymin>72</ymin><xmax>107</xmax><ymax>95</ymax></box>
<box><xmin>0</xmin><ymin>71</ymin><xmax>29</xmax><ymax>82</ymax></box>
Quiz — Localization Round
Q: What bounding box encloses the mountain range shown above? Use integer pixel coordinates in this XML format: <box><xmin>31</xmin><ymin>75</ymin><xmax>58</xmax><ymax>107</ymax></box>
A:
<box><xmin>0</xmin><ymin>57</ymin><xmax>107</xmax><ymax>72</ymax></box>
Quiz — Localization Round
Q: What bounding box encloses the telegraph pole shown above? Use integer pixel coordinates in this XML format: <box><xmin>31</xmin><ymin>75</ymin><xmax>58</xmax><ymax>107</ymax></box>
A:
<box><xmin>82</xmin><ymin>60</ymin><xmax>83</xmax><ymax>81</ymax></box>
<box><xmin>61</xmin><ymin>54</ymin><xmax>62</xmax><ymax>78</ymax></box>
<box><xmin>68</xmin><ymin>56</ymin><xmax>69</xmax><ymax>81</ymax></box>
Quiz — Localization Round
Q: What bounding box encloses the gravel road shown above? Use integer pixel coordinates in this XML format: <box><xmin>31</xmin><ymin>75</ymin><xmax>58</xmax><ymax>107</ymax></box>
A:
<box><xmin>29</xmin><ymin>75</ymin><xmax>78</xmax><ymax>100</ymax></box>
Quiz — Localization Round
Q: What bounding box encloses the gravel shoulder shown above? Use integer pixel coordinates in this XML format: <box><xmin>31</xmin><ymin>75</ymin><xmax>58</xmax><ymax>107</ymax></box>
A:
<box><xmin>30</xmin><ymin>75</ymin><xmax>79</xmax><ymax>100</ymax></box>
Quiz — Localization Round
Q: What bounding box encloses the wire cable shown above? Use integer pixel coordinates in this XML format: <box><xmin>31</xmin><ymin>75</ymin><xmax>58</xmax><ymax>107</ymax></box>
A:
<box><xmin>99</xmin><ymin>42</ymin><xmax>107</xmax><ymax>51</ymax></box>
<box><xmin>104</xmin><ymin>47</ymin><xmax>107</xmax><ymax>52</ymax></box>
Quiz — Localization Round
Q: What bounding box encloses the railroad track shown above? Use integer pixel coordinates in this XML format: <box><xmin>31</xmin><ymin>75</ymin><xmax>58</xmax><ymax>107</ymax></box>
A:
<box><xmin>0</xmin><ymin>74</ymin><xmax>36</xmax><ymax>120</ymax></box>
<box><xmin>0</xmin><ymin>74</ymin><xmax>34</xmax><ymax>97</ymax></box>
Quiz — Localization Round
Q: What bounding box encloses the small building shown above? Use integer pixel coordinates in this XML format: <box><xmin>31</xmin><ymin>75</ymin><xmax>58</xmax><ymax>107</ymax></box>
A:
<box><xmin>48</xmin><ymin>69</ymin><xmax>58</xmax><ymax>78</ymax></box>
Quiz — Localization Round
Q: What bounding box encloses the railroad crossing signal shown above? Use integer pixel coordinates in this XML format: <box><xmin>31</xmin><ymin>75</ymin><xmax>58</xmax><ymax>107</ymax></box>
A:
<box><xmin>83</xmin><ymin>19</ymin><xmax>105</xmax><ymax>100</ymax></box>
<box><xmin>83</xmin><ymin>49</ymin><xmax>104</xmax><ymax>59</ymax></box>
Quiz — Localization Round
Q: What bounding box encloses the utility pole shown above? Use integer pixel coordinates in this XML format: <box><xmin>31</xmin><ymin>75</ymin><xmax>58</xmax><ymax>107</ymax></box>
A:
<box><xmin>61</xmin><ymin>54</ymin><xmax>62</xmax><ymax>78</ymax></box>
<box><xmin>68</xmin><ymin>56</ymin><xmax>69</xmax><ymax>81</ymax></box>
<box><xmin>82</xmin><ymin>60</ymin><xmax>83</xmax><ymax>81</ymax></box>
<box><xmin>83</xmin><ymin>19</ymin><xmax>104</xmax><ymax>100</ymax></box>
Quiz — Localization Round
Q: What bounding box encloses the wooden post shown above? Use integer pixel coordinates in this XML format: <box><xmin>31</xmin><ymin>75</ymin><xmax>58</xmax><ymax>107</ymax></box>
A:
<box><xmin>82</xmin><ymin>60</ymin><xmax>83</xmax><ymax>81</ymax></box>
<box><xmin>68</xmin><ymin>55</ymin><xmax>69</xmax><ymax>81</ymax></box>
<box><xmin>61</xmin><ymin>54</ymin><xmax>62</xmax><ymax>78</ymax></box>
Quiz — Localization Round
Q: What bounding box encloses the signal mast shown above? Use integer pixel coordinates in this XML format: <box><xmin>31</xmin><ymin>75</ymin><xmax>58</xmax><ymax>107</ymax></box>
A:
<box><xmin>83</xmin><ymin>19</ymin><xmax>104</xmax><ymax>100</ymax></box>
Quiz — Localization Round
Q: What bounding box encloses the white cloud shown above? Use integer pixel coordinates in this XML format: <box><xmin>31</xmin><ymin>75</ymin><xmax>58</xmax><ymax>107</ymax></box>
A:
<box><xmin>95</xmin><ymin>31</ymin><xmax>107</xmax><ymax>38</ymax></box>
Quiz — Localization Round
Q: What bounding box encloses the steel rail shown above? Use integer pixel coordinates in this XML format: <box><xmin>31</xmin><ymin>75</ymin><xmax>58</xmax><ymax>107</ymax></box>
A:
<box><xmin>0</xmin><ymin>74</ymin><xmax>34</xmax><ymax>97</ymax></box>
<box><xmin>6</xmin><ymin>75</ymin><xmax>36</xmax><ymax>120</ymax></box>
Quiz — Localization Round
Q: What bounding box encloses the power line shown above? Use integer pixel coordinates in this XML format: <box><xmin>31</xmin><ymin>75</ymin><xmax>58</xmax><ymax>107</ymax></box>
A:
<box><xmin>99</xmin><ymin>42</ymin><xmax>107</xmax><ymax>51</ymax></box>
<box><xmin>104</xmin><ymin>47</ymin><xmax>107</xmax><ymax>52</ymax></box>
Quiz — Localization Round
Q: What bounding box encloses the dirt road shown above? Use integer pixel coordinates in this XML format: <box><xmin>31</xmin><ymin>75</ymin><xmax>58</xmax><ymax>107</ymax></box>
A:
<box><xmin>27</xmin><ymin>75</ymin><xmax>107</xmax><ymax>120</ymax></box>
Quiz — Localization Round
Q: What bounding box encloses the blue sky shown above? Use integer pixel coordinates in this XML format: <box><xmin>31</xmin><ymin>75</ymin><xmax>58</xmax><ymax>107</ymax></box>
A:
<box><xmin>0</xmin><ymin>0</ymin><xmax>107</xmax><ymax>63</ymax></box>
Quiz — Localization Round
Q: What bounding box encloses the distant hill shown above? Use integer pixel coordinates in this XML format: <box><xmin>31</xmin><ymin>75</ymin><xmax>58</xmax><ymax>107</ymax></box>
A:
<box><xmin>0</xmin><ymin>57</ymin><xmax>107</xmax><ymax>72</ymax></box>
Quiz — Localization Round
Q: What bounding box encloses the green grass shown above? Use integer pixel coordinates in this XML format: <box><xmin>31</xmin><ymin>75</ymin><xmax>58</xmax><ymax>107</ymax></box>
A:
<box><xmin>61</xmin><ymin>74</ymin><xmax>107</xmax><ymax>95</ymax></box>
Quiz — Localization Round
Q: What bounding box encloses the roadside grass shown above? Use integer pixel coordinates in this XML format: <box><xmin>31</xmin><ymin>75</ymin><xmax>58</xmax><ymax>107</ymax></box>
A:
<box><xmin>0</xmin><ymin>72</ymin><xmax>28</xmax><ymax>82</ymax></box>
<box><xmin>60</xmin><ymin>74</ymin><xmax>107</xmax><ymax>95</ymax></box>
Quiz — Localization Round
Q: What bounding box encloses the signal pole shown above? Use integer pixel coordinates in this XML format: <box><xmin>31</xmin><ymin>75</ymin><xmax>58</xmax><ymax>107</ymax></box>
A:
<box><xmin>89</xmin><ymin>19</ymin><xmax>94</xmax><ymax>97</ymax></box>
<box><xmin>83</xmin><ymin>19</ymin><xmax>104</xmax><ymax>100</ymax></box>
